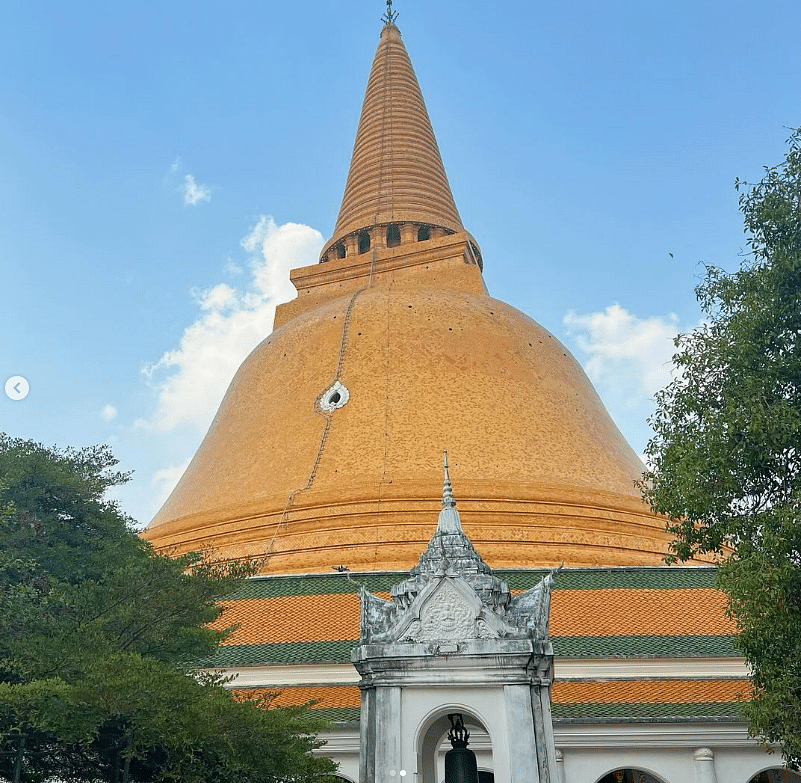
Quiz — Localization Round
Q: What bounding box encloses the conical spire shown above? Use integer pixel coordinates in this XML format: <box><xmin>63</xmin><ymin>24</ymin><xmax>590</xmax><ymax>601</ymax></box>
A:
<box><xmin>437</xmin><ymin>451</ymin><xmax>462</xmax><ymax>534</ymax></box>
<box><xmin>408</xmin><ymin>453</ymin><xmax>489</xmax><ymax>577</ymax></box>
<box><xmin>320</xmin><ymin>21</ymin><xmax>464</xmax><ymax>262</ymax></box>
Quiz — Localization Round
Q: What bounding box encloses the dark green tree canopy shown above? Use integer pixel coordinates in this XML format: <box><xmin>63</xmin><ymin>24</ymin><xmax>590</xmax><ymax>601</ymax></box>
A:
<box><xmin>0</xmin><ymin>434</ymin><xmax>337</xmax><ymax>782</ymax></box>
<box><xmin>643</xmin><ymin>130</ymin><xmax>801</xmax><ymax>561</ymax></box>
<box><xmin>642</xmin><ymin>128</ymin><xmax>801</xmax><ymax>768</ymax></box>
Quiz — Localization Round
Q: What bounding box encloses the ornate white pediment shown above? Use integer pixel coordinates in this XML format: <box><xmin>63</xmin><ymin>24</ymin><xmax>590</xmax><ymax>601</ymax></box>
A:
<box><xmin>358</xmin><ymin>453</ymin><xmax>557</xmax><ymax>647</ymax></box>
<box><xmin>362</xmin><ymin>574</ymin><xmax>523</xmax><ymax>644</ymax></box>
<box><xmin>415</xmin><ymin>579</ymin><xmax>479</xmax><ymax>641</ymax></box>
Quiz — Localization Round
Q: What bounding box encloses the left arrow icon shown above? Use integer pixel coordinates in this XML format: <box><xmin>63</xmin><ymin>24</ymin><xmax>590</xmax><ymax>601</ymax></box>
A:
<box><xmin>5</xmin><ymin>376</ymin><xmax>30</xmax><ymax>401</ymax></box>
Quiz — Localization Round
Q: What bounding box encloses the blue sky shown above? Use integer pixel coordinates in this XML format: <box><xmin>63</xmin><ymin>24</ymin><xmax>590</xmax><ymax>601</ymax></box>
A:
<box><xmin>1</xmin><ymin>0</ymin><xmax>798</xmax><ymax>526</ymax></box>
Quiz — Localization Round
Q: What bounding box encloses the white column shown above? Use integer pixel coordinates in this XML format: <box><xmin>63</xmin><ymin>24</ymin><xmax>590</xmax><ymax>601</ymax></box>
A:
<box><xmin>555</xmin><ymin>749</ymin><xmax>566</xmax><ymax>783</ymax></box>
<box><xmin>360</xmin><ymin>686</ymin><xmax>376</xmax><ymax>783</ymax></box>
<box><xmin>533</xmin><ymin>682</ymin><xmax>559</xmax><ymax>776</ymax></box>
<box><xmin>377</xmin><ymin>687</ymin><xmax>404</xmax><ymax>782</ymax></box>
<box><xmin>694</xmin><ymin>747</ymin><xmax>718</xmax><ymax>783</ymax></box>
<box><xmin>504</xmin><ymin>684</ymin><xmax>541</xmax><ymax>783</ymax></box>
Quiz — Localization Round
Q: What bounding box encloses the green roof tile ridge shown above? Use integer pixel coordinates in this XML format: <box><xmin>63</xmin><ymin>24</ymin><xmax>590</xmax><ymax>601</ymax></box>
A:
<box><xmin>300</xmin><ymin>702</ymin><xmax>747</xmax><ymax>724</ymax></box>
<box><xmin>203</xmin><ymin>633</ymin><xmax>738</xmax><ymax>668</ymax></box>
<box><xmin>223</xmin><ymin>572</ymin><xmax>403</xmax><ymax>600</ymax></box>
<box><xmin>554</xmin><ymin>634</ymin><xmax>738</xmax><ymax>658</ymax></box>
<box><xmin>552</xmin><ymin>701</ymin><xmax>745</xmax><ymax>721</ymax></box>
<box><xmin>203</xmin><ymin>639</ymin><xmax>358</xmax><ymax>667</ymax></box>
<box><xmin>312</xmin><ymin>707</ymin><xmax>361</xmax><ymax>723</ymax></box>
<box><xmin>499</xmin><ymin>567</ymin><xmax>717</xmax><ymax>591</ymax></box>
<box><xmin>222</xmin><ymin>567</ymin><xmax>718</xmax><ymax>601</ymax></box>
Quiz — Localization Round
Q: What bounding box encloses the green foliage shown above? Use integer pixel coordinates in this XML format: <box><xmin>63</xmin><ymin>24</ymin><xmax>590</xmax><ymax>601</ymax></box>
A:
<box><xmin>0</xmin><ymin>434</ymin><xmax>337</xmax><ymax>782</ymax></box>
<box><xmin>642</xmin><ymin>128</ymin><xmax>801</xmax><ymax>767</ymax></box>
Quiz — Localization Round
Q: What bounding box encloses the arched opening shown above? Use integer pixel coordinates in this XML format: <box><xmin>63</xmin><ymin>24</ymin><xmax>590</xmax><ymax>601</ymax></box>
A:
<box><xmin>748</xmin><ymin>770</ymin><xmax>801</xmax><ymax>783</ymax></box>
<box><xmin>418</xmin><ymin>710</ymin><xmax>492</xmax><ymax>783</ymax></box>
<box><xmin>358</xmin><ymin>230</ymin><xmax>371</xmax><ymax>254</ymax></box>
<box><xmin>417</xmin><ymin>225</ymin><xmax>430</xmax><ymax>241</ymax></box>
<box><xmin>597</xmin><ymin>770</ymin><xmax>665</xmax><ymax>783</ymax></box>
<box><xmin>336</xmin><ymin>242</ymin><xmax>346</xmax><ymax>259</ymax></box>
<box><xmin>469</xmin><ymin>240</ymin><xmax>483</xmax><ymax>271</ymax></box>
<box><xmin>386</xmin><ymin>223</ymin><xmax>401</xmax><ymax>247</ymax></box>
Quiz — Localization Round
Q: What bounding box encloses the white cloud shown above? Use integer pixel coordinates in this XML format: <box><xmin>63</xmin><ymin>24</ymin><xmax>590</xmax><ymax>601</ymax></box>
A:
<box><xmin>101</xmin><ymin>403</ymin><xmax>118</xmax><ymax>422</ymax></box>
<box><xmin>563</xmin><ymin>304</ymin><xmax>681</xmax><ymax>406</ymax></box>
<box><xmin>223</xmin><ymin>257</ymin><xmax>243</xmax><ymax>276</ymax></box>
<box><xmin>182</xmin><ymin>174</ymin><xmax>212</xmax><ymax>205</ymax></box>
<box><xmin>561</xmin><ymin>303</ymin><xmax>694</xmax><ymax>455</ymax></box>
<box><xmin>142</xmin><ymin>216</ymin><xmax>323</xmax><ymax>434</ymax></box>
<box><xmin>135</xmin><ymin>216</ymin><xmax>322</xmax><ymax>519</ymax></box>
<box><xmin>150</xmin><ymin>458</ymin><xmax>192</xmax><ymax>511</ymax></box>
<box><xmin>162</xmin><ymin>157</ymin><xmax>183</xmax><ymax>189</ymax></box>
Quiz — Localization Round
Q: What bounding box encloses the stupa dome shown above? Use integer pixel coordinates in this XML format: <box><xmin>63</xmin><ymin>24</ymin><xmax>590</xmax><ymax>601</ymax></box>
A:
<box><xmin>144</xmin><ymin>235</ymin><xmax>687</xmax><ymax>572</ymax></box>
<box><xmin>142</xmin><ymin>21</ymin><xmax>703</xmax><ymax>573</ymax></box>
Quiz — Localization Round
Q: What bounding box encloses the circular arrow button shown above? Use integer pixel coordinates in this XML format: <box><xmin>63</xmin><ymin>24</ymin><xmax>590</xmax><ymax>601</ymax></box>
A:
<box><xmin>5</xmin><ymin>376</ymin><xmax>30</xmax><ymax>401</ymax></box>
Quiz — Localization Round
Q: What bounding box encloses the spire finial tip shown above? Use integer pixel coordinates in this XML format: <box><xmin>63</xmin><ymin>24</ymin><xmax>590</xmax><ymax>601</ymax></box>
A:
<box><xmin>382</xmin><ymin>0</ymin><xmax>399</xmax><ymax>26</ymax></box>
<box><xmin>442</xmin><ymin>450</ymin><xmax>455</xmax><ymax>508</ymax></box>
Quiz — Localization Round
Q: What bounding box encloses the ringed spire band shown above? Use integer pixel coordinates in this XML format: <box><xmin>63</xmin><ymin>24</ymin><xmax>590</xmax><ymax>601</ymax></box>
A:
<box><xmin>319</xmin><ymin>18</ymin><xmax>469</xmax><ymax>265</ymax></box>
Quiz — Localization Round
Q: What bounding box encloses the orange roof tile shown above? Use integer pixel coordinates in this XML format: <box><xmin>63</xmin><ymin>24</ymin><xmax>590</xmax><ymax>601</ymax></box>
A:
<box><xmin>213</xmin><ymin>593</ymin><xmax>366</xmax><ymax>645</ymax></box>
<box><xmin>213</xmin><ymin>587</ymin><xmax>734</xmax><ymax>647</ymax></box>
<box><xmin>550</xmin><ymin>588</ymin><xmax>734</xmax><ymax>638</ymax></box>
<box><xmin>230</xmin><ymin>679</ymin><xmax>748</xmax><ymax>711</ymax></box>
<box><xmin>552</xmin><ymin>678</ymin><xmax>750</xmax><ymax>704</ymax></box>
<box><xmin>234</xmin><ymin>685</ymin><xmax>362</xmax><ymax>710</ymax></box>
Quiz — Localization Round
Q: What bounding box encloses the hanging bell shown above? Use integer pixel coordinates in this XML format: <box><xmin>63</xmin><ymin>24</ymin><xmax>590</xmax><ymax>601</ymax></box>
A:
<box><xmin>444</xmin><ymin>714</ymin><xmax>479</xmax><ymax>783</ymax></box>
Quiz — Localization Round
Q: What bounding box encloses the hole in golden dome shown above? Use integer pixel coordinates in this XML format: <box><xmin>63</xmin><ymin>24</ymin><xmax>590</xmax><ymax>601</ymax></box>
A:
<box><xmin>319</xmin><ymin>381</ymin><xmax>349</xmax><ymax>413</ymax></box>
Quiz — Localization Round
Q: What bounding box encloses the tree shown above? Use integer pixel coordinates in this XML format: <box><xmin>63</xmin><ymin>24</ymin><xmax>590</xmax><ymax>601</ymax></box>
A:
<box><xmin>642</xmin><ymin>128</ymin><xmax>801</xmax><ymax>768</ymax></box>
<box><xmin>0</xmin><ymin>434</ymin><xmax>337</xmax><ymax>782</ymax></box>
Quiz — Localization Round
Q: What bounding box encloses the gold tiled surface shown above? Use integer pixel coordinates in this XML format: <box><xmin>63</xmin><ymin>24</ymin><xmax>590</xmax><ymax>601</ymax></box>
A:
<box><xmin>328</xmin><ymin>23</ymin><xmax>463</xmax><ymax>248</ymax></box>
<box><xmin>143</xmin><ymin>284</ymin><xmax>687</xmax><ymax>574</ymax></box>
<box><xmin>143</xmin><ymin>0</ymin><xmax>716</xmax><ymax>578</ymax></box>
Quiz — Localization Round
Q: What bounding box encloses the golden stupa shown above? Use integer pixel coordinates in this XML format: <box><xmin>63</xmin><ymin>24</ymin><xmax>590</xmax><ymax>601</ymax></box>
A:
<box><xmin>143</xmin><ymin>22</ymin><xmax>696</xmax><ymax>574</ymax></box>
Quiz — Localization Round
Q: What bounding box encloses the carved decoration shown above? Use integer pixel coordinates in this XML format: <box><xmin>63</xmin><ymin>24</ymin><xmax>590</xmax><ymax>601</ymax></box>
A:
<box><xmin>360</xmin><ymin>588</ymin><xmax>393</xmax><ymax>641</ymax></box>
<box><xmin>358</xmin><ymin>455</ymin><xmax>558</xmax><ymax>646</ymax></box>
<box><xmin>416</xmin><ymin>580</ymin><xmax>476</xmax><ymax>641</ymax></box>
<box><xmin>475</xmin><ymin>618</ymin><xmax>497</xmax><ymax>639</ymax></box>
